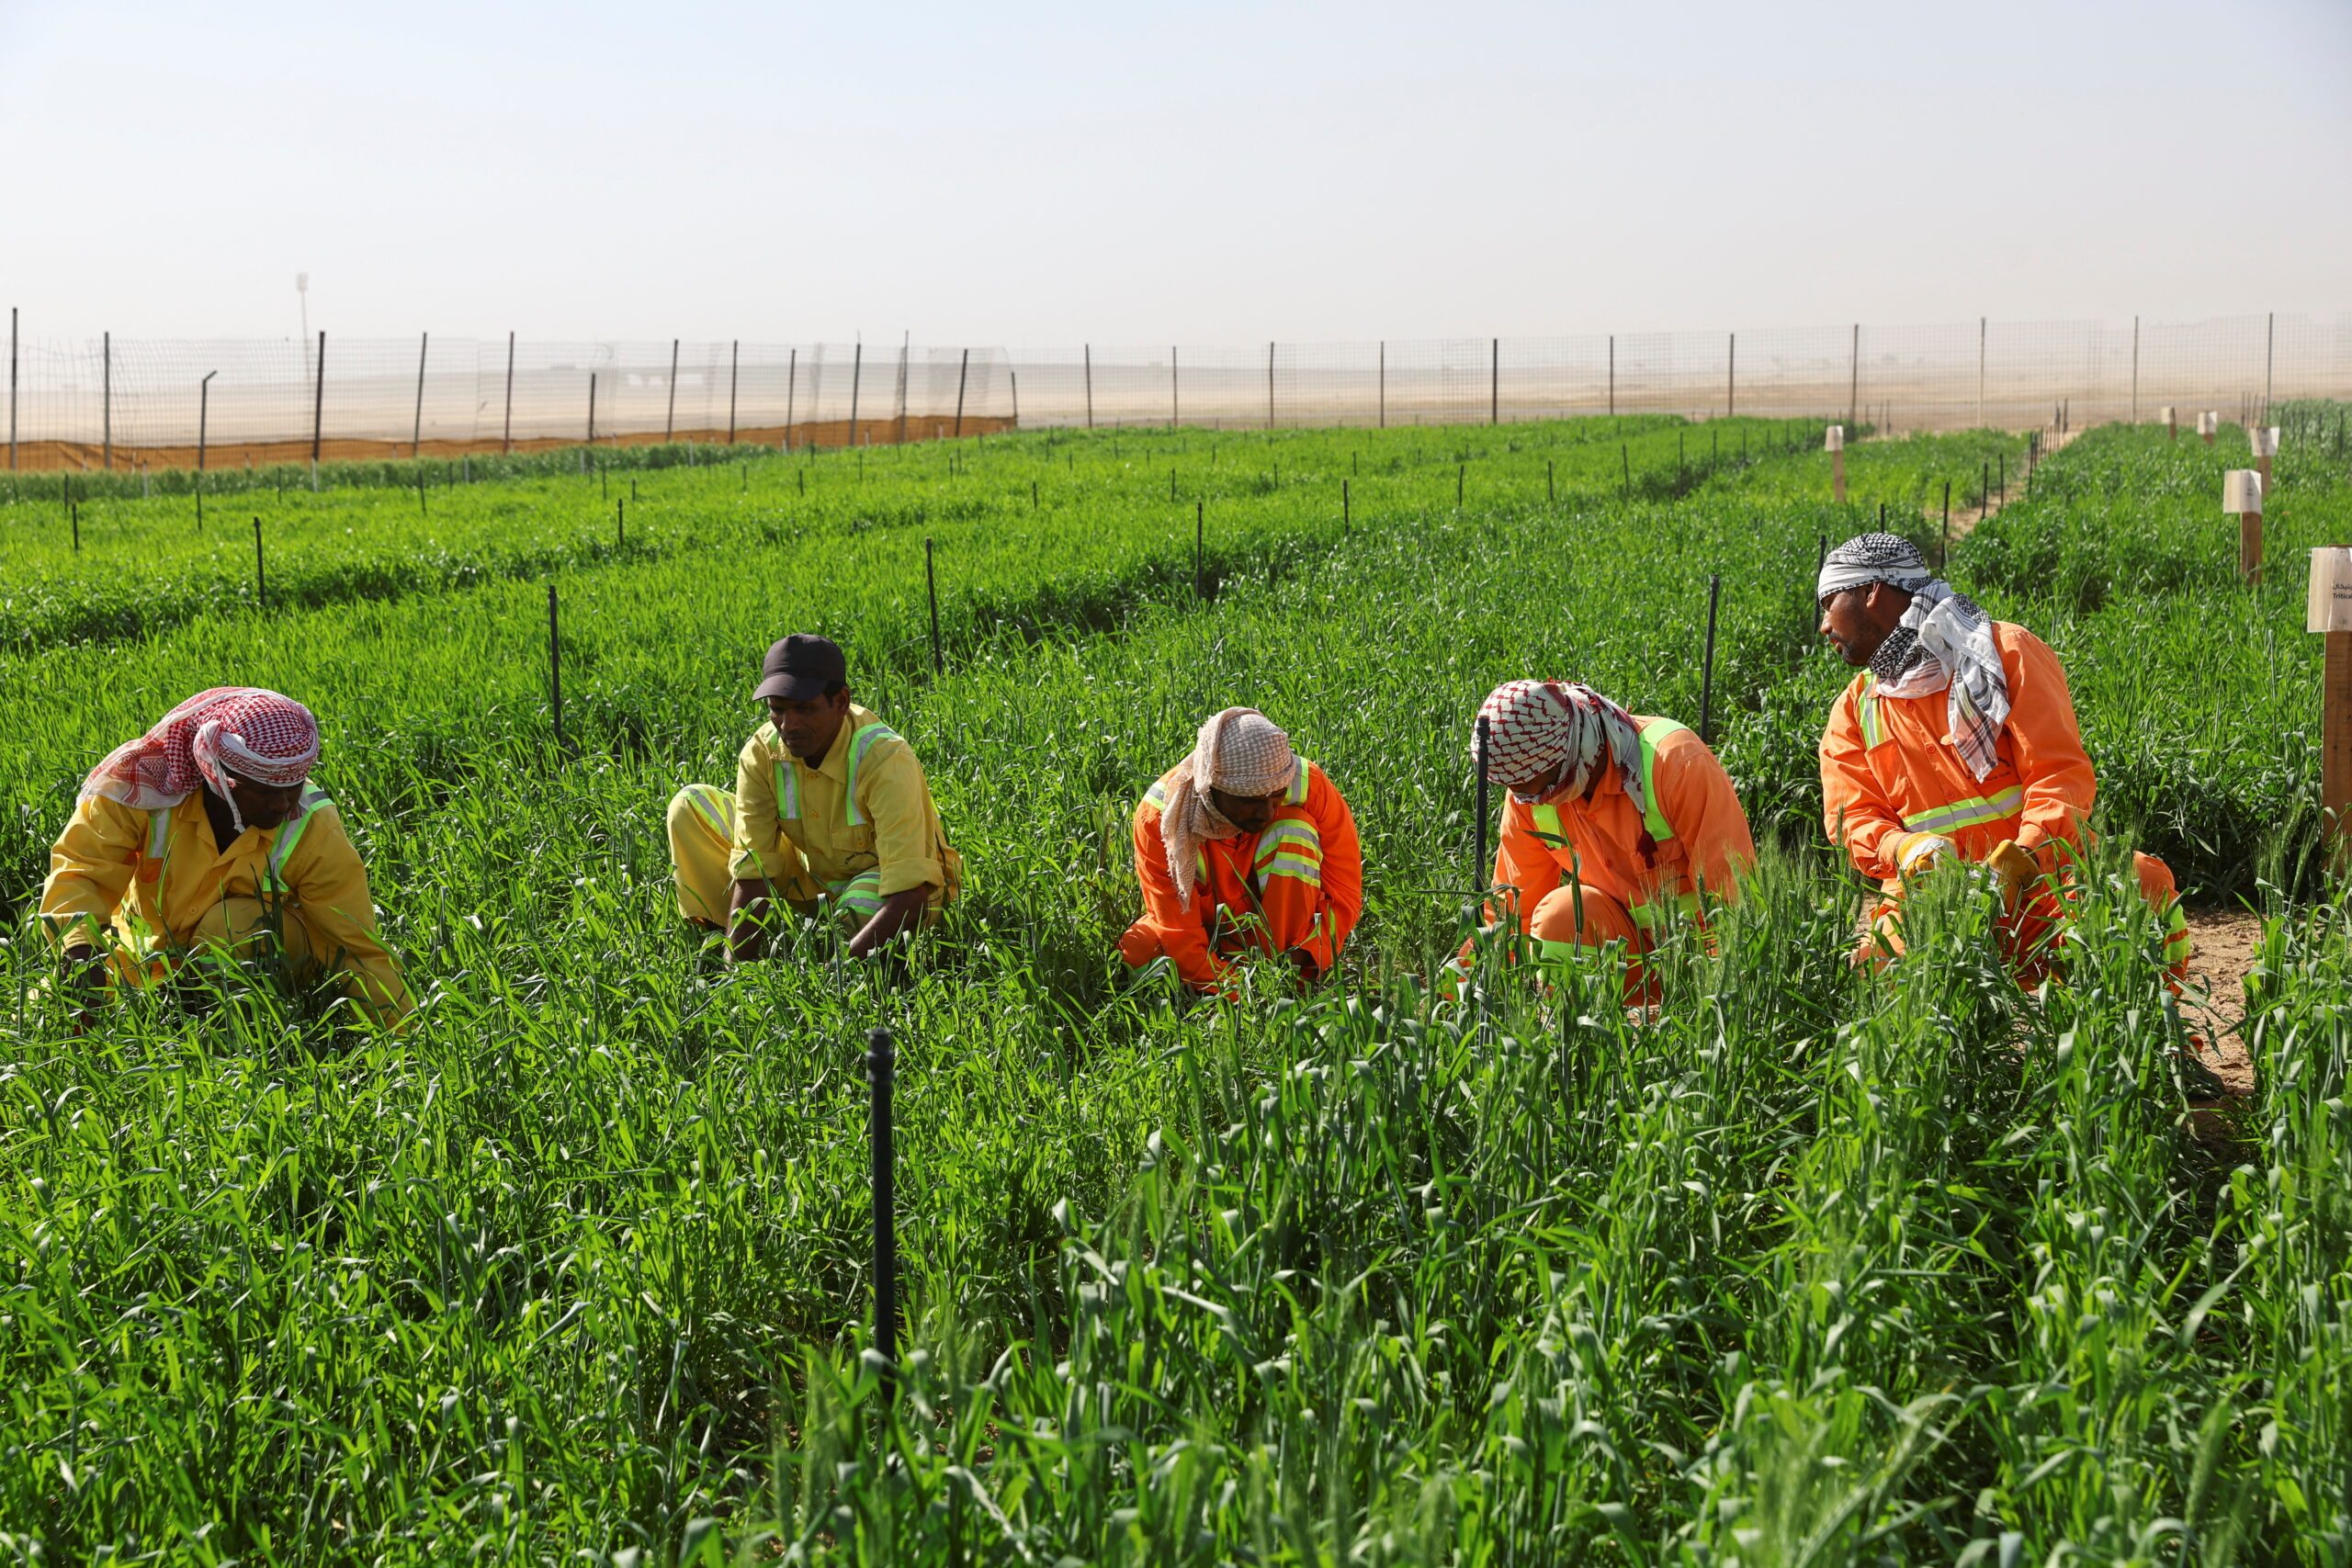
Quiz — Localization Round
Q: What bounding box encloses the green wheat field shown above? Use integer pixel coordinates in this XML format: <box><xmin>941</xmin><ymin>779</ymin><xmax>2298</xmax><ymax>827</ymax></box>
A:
<box><xmin>3</xmin><ymin>409</ymin><xmax>2348</xmax><ymax>1563</ymax></box>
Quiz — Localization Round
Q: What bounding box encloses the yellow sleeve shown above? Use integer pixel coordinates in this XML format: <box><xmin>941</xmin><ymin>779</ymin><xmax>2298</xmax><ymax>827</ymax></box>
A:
<box><xmin>860</xmin><ymin>742</ymin><xmax>945</xmax><ymax>898</ymax></box>
<box><xmin>40</xmin><ymin>795</ymin><xmax>142</xmax><ymax>949</ymax></box>
<box><xmin>728</xmin><ymin>729</ymin><xmax>798</xmax><ymax>883</ymax></box>
<box><xmin>283</xmin><ymin>806</ymin><xmax>414</xmax><ymax>1028</ymax></box>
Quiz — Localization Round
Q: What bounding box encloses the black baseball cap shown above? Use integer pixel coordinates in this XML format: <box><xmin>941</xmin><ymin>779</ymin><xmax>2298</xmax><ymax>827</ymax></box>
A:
<box><xmin>754</xmin><ymin>634</ymin><xmax>847</xmax><ymax>702</ymax></box>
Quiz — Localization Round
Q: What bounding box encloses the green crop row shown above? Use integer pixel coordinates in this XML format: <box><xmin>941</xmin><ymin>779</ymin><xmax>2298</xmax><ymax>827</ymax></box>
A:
<box><xmin>2</xmin><ymin>413</ymin><xmax>2346</xmax><ymax>1562</ymax></box>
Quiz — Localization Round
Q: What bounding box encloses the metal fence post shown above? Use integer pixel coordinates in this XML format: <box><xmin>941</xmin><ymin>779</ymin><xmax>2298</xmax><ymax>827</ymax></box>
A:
<box><xmin>954</xmin><ymin>348</ymin><xmax>970</xmax><ymax>440</ymax></box>
<box><xmin>6</xmin><ymin>305</ymin><xmax>15</xmax><ymax>470</ymax></box>
<box><xmin>848</xmin><ymin>342</ymin><xmax>863</xmax><ymax>448</ymax></box>
<box><xmin>412</xmin><ymin>331</ymin><xmax>428</xmax><ymax>459</ymax></box>
<box><xmin>503</xmin><ymin>331</ymin><xmax>515</xmax><ymax>455</ymax></box>
<box><xmin>311</xmin><ymin>331</ymin><xmax>326</xmax><ymax>482</ymax></box>
<box><xmin>1490</xmin><ymin>337</ymin><xmax>1498</xmax><ymax>424</ymax></box>
<box><xmin>1267</xmin><ymin>341</ymin><xmax>1275</xmax><ymax>431</ymax></box>
<box><xmin>666</xmin><ymin>337</ymin><xmax>680</xmax><ymax>442</ymax></box>
<box><xmin>729</xmin><ymin>339</ymin><xmax>740</xmax><ymax>445</ymax></box>
<box><xmin>1084</xmin><ymin>343</ymin><xmax>1094</xmax><ymax>430</ymax></box>
<box><xmin>784</xmin><ymin>347</ymin><xmax>797</xmax><ymax>449</ymax></box>
<box><xmin>102</xmin><ymin>331</ymin><xmax>112</xmax><ymax>471</ymax></box>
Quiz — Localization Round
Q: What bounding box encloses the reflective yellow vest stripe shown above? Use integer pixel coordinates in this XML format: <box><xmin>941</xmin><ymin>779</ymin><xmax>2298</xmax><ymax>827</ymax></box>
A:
<box><xmin>1528</xmin><ymin>718</ymin><xmax>1695</xmax><ymax>932</ymax></box>
<box><xmin>1901</xmin><ymin>785</ymin><xmax>2025</xmax><ymax>837</ymax></box>
<box><xmin>261</xmin><ymin>789</ymin><xmax>334</xmax><ymax>896</ymax></box>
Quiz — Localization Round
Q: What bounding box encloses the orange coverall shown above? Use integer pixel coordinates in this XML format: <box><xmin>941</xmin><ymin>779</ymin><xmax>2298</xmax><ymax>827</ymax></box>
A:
<box><xmin>1476</xmin><ymin>717</ymin><xmax>1755</xmax><ymax>993</ymax></box>
<box><xmin>1819</xmin><ymin>620</ymin><xmax>2190</xmax><ymax>978</ymax></box>
<box><xmin>1119</xmin><ymin>760</ymin><xmax>1363</xmax><ymax>992</ymax></box>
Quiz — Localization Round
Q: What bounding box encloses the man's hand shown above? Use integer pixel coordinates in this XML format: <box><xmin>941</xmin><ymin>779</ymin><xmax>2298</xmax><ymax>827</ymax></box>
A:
<box><xmin>59</xmin><ymin>942</ymin><xmax>107</xmax><ymax>1032</ymax></box>
<box><xmin>1986</xmin><ymin>840</ymin><xmax>2041</xmax><ymax>912</ymax></box>
<box><xmin>846</xmin><ymin>886</ymin><xmax>933</xmax><ymax>961</ymax></box>
<box><xmin>727</xmin><ymin>878</ymin><xmax>775</xmax><ymax>964</ymax></box>
<box><xmin>1894</xmin><ymin>831</ymin><xmax>1957</xmax><ymax>876</ymax></box>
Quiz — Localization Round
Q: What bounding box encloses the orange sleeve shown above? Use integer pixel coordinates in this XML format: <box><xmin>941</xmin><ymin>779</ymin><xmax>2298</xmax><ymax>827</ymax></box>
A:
<box><xmin>1654</xmin><ymin>733</ymin><xmax>1755</xmax><ymax>904</ymax></box>
<box><xmin>1132</xmin><ymin>800</ymin><xmax>1225</xmax><ymax>991</ymax></box>
<box><xmin>1820</xmin><ymin>681</ymin><xmax>1905</xmax><ymax>880</ymax></box>
<box><xmin>1999</xmin><ymin>627</ymin><xmax>2096</xmax><ymax>855</ymax></box>
<box><xmin>1485</xmin><ymin>798</ymin><xmax>1564</xmax><ymax>934</ymax></box>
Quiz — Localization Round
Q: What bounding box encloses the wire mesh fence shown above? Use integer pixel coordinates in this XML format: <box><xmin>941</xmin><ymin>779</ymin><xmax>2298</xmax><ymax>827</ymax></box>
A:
<box><xmin>4</xmin><ymin>310</ymin><xmax>2344</xmax><ymax>471</ymax></box>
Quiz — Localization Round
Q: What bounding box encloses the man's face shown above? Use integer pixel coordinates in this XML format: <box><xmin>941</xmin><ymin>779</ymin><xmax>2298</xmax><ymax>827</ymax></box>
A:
<box><xmin>768</xmin><ymin>688</ymin><xmax>852</xmax><ymax>762</ymax></box>
<box><xmin>1210</xmin><ymin>784</ymin><xmax>1283</xmax><ymax>834</ymax></box>
<box><xmin>1502</xmin><ymin>757</ymin><xmax>1569</xmax><ymax>805</ymax></box>
<box><xmin>226</xmin><ymin>769</ymin><xmax>305</xmax><ymax>831</ymax></box>
<box><xmin>1819</xmin><ymin>581</ymin><xmax>1905</xmax><ymax>668</ymax></box>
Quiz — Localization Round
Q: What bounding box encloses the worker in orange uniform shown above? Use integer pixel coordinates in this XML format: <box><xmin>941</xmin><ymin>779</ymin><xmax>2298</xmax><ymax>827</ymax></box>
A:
<box><xmin>1815</xmin><ymin>531</ymin><xmax>2190</xmax><ymax>979</ymax></box>
<box><xmin>1119</xmin><ymin>707</ymin><xmax>1363</xmax><ymax>994</ymax></box>
<box><xmin>667</xmin><ymin>634</ymin><xmax>959</xmax><ymax>963</ymax></box>
<box><xmin>1462</xmin><ymin>680</ymin><xmax>1754</xmax><ymax>998</ymax></box>
<box><xmin>40</xmin><ymin>687</ymin><xmax>413</xmax><ymax>1028</ymax></box>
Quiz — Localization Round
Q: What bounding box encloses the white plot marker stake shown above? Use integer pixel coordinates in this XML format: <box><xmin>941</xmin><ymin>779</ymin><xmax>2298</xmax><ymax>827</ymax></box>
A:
<box><xmin>2310</xmin><ymin>547</ymin><xmax>2352</xmax><ymax>877</ymax></box>
<box><xmin>2225</xmin><ymin>469</ymin><xmax>2264</xmax><ymax>582</ymax></box>
<box><xmin>1826</xmin><ymin>423</ymin><xmax>1846</xmax><ymax>503</ymax></box>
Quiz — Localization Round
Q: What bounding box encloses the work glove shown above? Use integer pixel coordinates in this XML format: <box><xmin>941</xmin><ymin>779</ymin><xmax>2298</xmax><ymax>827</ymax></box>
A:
<box><xmin>1985</xmin><ymin>839</ymin><xmax>2041</xmax><ymax>911</ymax></box>
<box><xmin>1894</xmin><ymin>831</ymin><xmax>1957</xmax><ymax>875</ymax></box>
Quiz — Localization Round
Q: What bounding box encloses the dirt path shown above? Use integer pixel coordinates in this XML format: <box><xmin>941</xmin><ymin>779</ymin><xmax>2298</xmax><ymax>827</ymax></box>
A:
<box><xmin>1937</xmin><ymin>426</ymin><xmax>2082</xmax><ymax>542</ymax></box>
<box><xmin>2180</xmin><ymin>905</ymin><xmax>2265</xmax><ymax>1103</ymax></box>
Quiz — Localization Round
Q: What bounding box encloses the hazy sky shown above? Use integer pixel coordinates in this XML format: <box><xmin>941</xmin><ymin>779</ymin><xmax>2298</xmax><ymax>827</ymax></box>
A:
<box><xmin>4</xmin><ymin>0</ymin><xmax>2346</xmax><ymax>347</ymax></box>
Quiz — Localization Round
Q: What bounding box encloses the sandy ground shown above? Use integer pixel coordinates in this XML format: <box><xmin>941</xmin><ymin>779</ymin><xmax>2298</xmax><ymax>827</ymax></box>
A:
<box><xmin>2180</xmin><ymin>906</ymin><xmax>2266</xmax><ymax>1102</ymax></box>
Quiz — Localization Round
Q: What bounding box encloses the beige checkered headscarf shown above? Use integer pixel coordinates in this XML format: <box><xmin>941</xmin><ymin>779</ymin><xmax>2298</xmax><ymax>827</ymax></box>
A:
<box><xmin>1161</xmin><ymin>707</ymin><xmax>1296</xmax><ymax>908</ymax></box>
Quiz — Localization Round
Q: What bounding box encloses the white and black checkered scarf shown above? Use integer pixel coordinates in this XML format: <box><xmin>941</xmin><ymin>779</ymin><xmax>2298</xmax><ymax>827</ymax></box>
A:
<box><xmin>1817</xmin><ymin>532</ymin><xmax>2011</xmax><ymax>781</ymax></box>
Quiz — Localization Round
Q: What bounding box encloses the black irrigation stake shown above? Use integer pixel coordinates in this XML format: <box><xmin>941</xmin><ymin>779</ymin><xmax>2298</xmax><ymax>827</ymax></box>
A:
<box><xmin>616</xmin><ymin>499</ymin><xmax>625</xmax><ymax>547</ymax></box>
<box><xmin>1031</xmin><ymin>479</ymin><xmax>1038</xmax><ymax>511</ymax></box>
<box><xmin>797</xmin><ymin>469</ymin><xmax>805</xmax><ymax>497</ymax></box>
<box><xmin>867</xmin><ymin>1026</ymin><xmax>899</xmax><ymax>1397</ymax></box>
<box><xmin>1877</xmin><ymin>502</ymin><xmax>1886</xmax><ymax>529</ymax></box>
<box><xmin>1998</xmin><ymin>453</ymin><xmax>2006</xmax><ymax>506</ymax></box>
<box><xmin>631</xmin><ymin>477</ymin><xmax>639</xmax><ymax>503</ymax></box>
<box><xmin>418</xmin><ymin>468</ymin><xmax>428</xmax><ymax>517</ymax></box>
<box><xmin>1170</xmin><ymin>468</ymin><xmax>1177</xmax><ymax>502</ymax></box>
<box><xmin>1342</xmin><ymin>479</ymin><xmax>1351</xmax><ymax>535</ymax></box>
<box><xmin>1940</xmin><ymin>479</ymin><xmax>1952</xmax><ymax>570</ymax></box>
<box><xmin>1456</xmin><ymin>463</ymin><xmax>1464</xmax><ymax>506</ymax></box>
<box><xmin>71</xmin><ymin>502</ymin><xmax>80</xmax><ymax>553</ymax></box>
<box><xmin>1699</xmin><ymin>574</ymin><xmax>1722</xmax><ymax>746</ymax></box>
<box><xmin>253</xmin><ymin>516</ymin><xmax>265</xmax><ymax>607</ymax></box>
<box><xmin>1980</xmin><ymin>460</ymin><xmax>1990</xmax><ymax>521</ymax></box>
<box><xmin>548</xmin><ymin>582</ymin><xmax>564</xmax><ymax>754</ymax></box>
<box><xmin>1622</xmin><ymin>445</ymin><xmax>1631</xmax><ymax>498</ymax></box>
<box><xmin>924</xmin><ymin>536</ymin><xmax>943</xmax><ymax>676</ymax></box>
<box><xmin>1547</xmin><ymin>459</ymin><xmax>1555</xmax><ymax>503</ymax></box>
<box><xmin>1194</xmin><ymin>500</ymin><xmax>1205</xmax><ymax>598</ymax></box>
<box><xmin>1474</xmin><ymin>715</ymin><xmax>1491</xmax><ymax>896</ymax></box>
<box><xmin>601</xmin><ymin>465</ymin><xmax>607</xmax><ymax>502</ymax></box>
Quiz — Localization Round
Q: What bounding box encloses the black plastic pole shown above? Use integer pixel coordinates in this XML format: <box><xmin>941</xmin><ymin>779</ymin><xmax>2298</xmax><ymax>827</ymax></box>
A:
<box><xmin>867</xmin><ymin>1027</ymin><xmax>899</xmax><ymax>1394</ymax></box>
<box><xmin>1621</xmin><ymin>445</ymin><xmax>1630</xmax><ymax>497</ymax></box>
<box><xmin>72</xmin><ymin>503</ymin><xmax>79</xmax><ymax>553</ymax></box>
<box><xmin>1342</xmin><ymin>479</ymin><xmax>1350</xmax><ymax>534</ymax></box>
<box><xmin>1941</xmin><ymin>479</ymin><xmax>1951</xmax><ymax>570</ymax></box>
<box><xmin>1456</xmin><ymin>463</ymin><xmax>1464</xmax><ymax>506</ymax></box>
<box><xmin>253</xmin><ymin>516</ymin><xmax>264</xmax><ymax>606</ymax></box>
<box><xmin>548</xmin><ymin>583</ymin><xmax>563</xmax><ymax>754</ymax></box>
<box><xmin>953</xmin><ymin>348</ymin><xmax>969</xmax><ymax>440</ymax></box>
<box><xmin>616</xmin><ymin>498</ymin><xmax>624</xmax><ymax>547</ymax></box>
<box><xmin>1194</xmin><ymin>499</ymin><xmax>1204</xmax><ymax>598</ymax></box>
<box><xmin>310</xmin><ymin>332</ymin><xmax>326</xmax><ymax>488</ymax></box>
<box><xmin>1699</xmin><ymin>574</ymin><xmax>1722</xmax><ymax>746</ymax></box>
<box><xmin>1475</xmin><ymin>715</ymin><xmax>1491</xmax><ymax>894</ymax></box>
<box><xmin>925</xmin><ymin>536</ymin><xmax>943</xmax><ymax>675</ymax></box>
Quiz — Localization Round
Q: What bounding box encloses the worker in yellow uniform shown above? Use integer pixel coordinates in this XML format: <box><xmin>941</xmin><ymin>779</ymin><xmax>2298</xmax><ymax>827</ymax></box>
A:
<box><xmin>40</xmin><ymin>686</ymin><xmax>413</xmax><ymax>1027</ymax></box>
<box><xmin>667</xmin><ymin>634</ymin><xmax>959</xmax><ymax>961</ymax></box>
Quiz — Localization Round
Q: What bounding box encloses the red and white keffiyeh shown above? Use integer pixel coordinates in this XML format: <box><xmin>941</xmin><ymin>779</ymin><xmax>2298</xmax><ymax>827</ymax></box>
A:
<box><xmin>80</xmin><ymin>687</ymin><xmax>321</xmax><ymax>835</ymax></box>
<box><xmin>1161</xmin><ymin>707</ymin><xmax>1297</xmax><ymax>908</ymax></box>
<box><xmin>1473</xmin><ymin>680</ymin><xmax>1647</xmax><ymax>812</ymax></box>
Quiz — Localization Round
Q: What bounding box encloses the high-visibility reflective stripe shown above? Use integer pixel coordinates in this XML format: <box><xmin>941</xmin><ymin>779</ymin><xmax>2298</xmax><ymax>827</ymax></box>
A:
<box><xmin>1858</xmin><ymin>685</ymin><xmax>1886</xmax><ymax>749</ymax></box>
<box><xmin>767</xmin><ymin>723</ymin><xmax>804</xmax><ymax>821</ymax></box>
<box><xmin>1530</xmin><ymin>803</ymin><xmax>1566</xmax><ymax>849</ymax></box>
<box><xmin>1628</xmin><ymin>890</ymin><xmax>1699</xmax><ymax>931</ymax></box>
<box><xmin>1261</xmin><ymin>854</ymin><xmax>1322</xmax><ymax>887</ymax></box>
<box><xmin>1253</xmin><ymin>820</ymin><xmax>1321</xmax><ymax>859</ymax></box>
<box><xmin>1285</xmin><ymin>761</ymin><xmax>1312</xmax><ymax>806</ymax></box>
<box><xmin>2162</xmin><ymin>905</ymin><xmax>2192</xmax><ymax>965</ymax></box>
<box><xmin>843</xmin><ymin>723</ymin><xmax>904</xmax><ymax>827</ymax></box>
<box><xmin>262</xmin><ymin>788</ymin><xmax>334</xmax><ymax>895</ymax></box>
<box><xmin>1143</xmin><ymin>780</ymin><xmax>1170</xmax><ymax>811</ymax></box>
<box><xmin>684</xmin><ymin>784</ymin><xmax>730</xmax><ymax>839</ymax></box>
<box><xmin>828</xmin><ymin>872</ymin><xmax>888</xmax><ymax>920</ymax></box>
<box><xmin>1902</xmin><ymin>786</ymin><xmax>2024</xmax><ymax>836</ymax></box>
<box><xmin>1634</xmin><ymin>717</ymin><xmax>1686</xmax><ymax>844</ymax></box>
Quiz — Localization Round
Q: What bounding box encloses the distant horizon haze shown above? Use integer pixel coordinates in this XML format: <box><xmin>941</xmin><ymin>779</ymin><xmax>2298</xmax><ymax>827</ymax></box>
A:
<box><xmin>2</xmin><ymin>0</ymin><xmax>2346</xmax><ymax>346</ymax></box>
